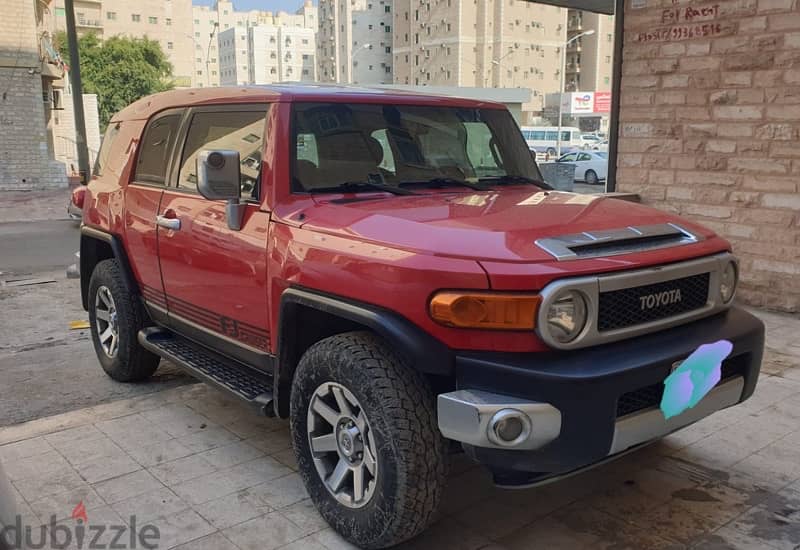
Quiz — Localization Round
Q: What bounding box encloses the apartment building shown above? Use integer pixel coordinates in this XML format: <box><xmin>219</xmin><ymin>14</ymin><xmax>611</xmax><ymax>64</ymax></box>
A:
<box><xmin>194</xmin><ymin>0</ymin><xmax>318</xmax><ymax>87</ymax></box>
<box><xmin>1</xmin><ymin>0</ymin><xmax>68</xmax><ymax>189</ymax></box>
<box><xmin>392</xmin><ymin>0</ymin><xmax>567</xmax><ymax>114</ymax></box>
<box><xmin>565</xmin><ymin>9</ymin><xmax>614</xmax><ymax>92</ymax></box>
<box><xmin>54</xmin><ymin>0</ymin><xmax>195</xmax><ymax>86</ymax></box>
<box><xmin>317</xmin><ymin>0</ymin><xmax>394</xmax><ymax>84</ymax></box>
<box><xmin>250</xmin><ymin>26</ymin><xmax>316</xmax><ymax>84</ymax></box>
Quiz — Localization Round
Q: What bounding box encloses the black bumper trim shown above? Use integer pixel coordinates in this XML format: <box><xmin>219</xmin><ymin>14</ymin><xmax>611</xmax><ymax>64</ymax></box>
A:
<box><xmin>454</xmin><ymin>306</ymin><xmax>764</xmax><ymax>475</ymax></box>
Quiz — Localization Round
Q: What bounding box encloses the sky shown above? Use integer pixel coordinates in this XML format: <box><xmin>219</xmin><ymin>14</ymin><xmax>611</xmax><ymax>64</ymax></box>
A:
<box><xmin>192</xmin><ymin>0</ymin><xmax>314</xmax><ymax>14</ymax></box>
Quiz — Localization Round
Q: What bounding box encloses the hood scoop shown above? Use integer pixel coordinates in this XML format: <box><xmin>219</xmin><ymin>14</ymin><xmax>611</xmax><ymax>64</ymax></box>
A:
<box><xmin>535</xmin><ymin>223</ymin><xmax>701</xmax><ymax>261</ymax></box>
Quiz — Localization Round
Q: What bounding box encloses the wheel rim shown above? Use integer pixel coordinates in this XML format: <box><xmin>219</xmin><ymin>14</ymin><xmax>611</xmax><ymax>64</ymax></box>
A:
<box><xmin>587</xmin><ymin>171</ymin><xmax>597</xmax><ymax>184</ymax></box>
<box><xmin>307</xmin><ymin>382</ymin><xmax>378</xmax><ymax>508</ymax></box>
<box><xmin>94</xmin><ymin>285</ymin><xmax>119</xmax><ymax>358</ymax></box>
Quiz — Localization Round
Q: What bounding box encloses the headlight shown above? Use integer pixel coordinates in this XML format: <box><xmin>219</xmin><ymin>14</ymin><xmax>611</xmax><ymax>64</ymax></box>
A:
<box><xmin>429</xmin><ymin>292</ymin><xmax>541</xmax><ymax>330</ymax></box>
<box><xmin>720</xmin><ymin>261</ymin><xmax>738</xmax><ymax>303</ymax></box>
<box><xmin>546</xmin><ymin>290</ymin><xmax>588</xmax><ymax>343</ymax></box>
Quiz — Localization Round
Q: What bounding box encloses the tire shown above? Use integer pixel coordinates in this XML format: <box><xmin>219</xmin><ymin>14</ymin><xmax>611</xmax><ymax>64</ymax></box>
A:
<box><xmin>290</xmin><ymin>331</ymin><xmax>447</xmax><ymax>549</ymax></box>
<box><xmin>546</xmin><ymin>147</ymin><xmax>557</xmax><ymax>157</ymax></box>
<box><xmin>585</xmin><ymin>169</ymin><xmax>599</xmax><ymax>185</ymax></box>
<box><xmin>88</xmin><ymin>259</ymin><xmax>160</xmax><ymax>382</ymax></box>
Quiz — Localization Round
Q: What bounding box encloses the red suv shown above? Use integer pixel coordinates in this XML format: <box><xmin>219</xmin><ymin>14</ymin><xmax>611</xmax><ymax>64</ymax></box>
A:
<box><xmin>79</xmin><ymin>86</ymin><xmax>764</xmax><ymax>548</ymax></box>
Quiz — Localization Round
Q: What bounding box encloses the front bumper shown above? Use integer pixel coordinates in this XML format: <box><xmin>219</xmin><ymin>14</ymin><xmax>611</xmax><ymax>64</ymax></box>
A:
<box><xmin>437</xmin><ymin>306</ymin><xmax>764</xmax><ymax>484</ymax></box>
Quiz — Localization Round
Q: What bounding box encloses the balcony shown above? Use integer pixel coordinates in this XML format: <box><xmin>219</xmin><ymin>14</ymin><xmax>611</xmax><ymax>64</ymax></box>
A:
<box><xmin>76</xmin><ymin>18</ymin><xmax>102</xmax><ymax>28</ymax></box>
<box><xmin>567</xmin><ymin>41</ymin><xmax>582</xmax><ymax>52</ymax></box>
<box><xmin>565</xmin><ymin>63</ymin><xmax>580</xmax><ymax>74</ymax></box>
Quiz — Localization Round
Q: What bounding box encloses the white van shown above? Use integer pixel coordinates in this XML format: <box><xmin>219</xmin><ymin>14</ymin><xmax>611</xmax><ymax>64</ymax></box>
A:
<box><xmin>520</xmin><ymin>126</ymin><xmax>584</xmax><ymax>157</ymax></box>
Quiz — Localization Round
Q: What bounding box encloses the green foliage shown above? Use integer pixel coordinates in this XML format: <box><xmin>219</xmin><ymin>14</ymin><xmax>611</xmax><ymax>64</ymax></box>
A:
<box><xmin>56</xmin><ymin>31</ymin><xmax>174</xmax><ymax>128</ymax></box>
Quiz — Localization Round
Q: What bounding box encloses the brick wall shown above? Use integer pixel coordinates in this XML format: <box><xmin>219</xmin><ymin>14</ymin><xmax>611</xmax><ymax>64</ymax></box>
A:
<box><xmin>0</xmin><ymin>0</ymin><xmax>67</xmax><ymax>190</ymax></box>
<box><xmin>617</xmin><ymin>0</ymin><xmax>800</xmax><ymax>312</ymax></box>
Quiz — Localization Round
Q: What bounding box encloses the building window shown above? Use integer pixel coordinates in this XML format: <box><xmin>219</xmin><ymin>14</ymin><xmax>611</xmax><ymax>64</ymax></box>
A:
<box><xmin>195</xmin><ymin>31</ymin><xmax>200</xmax><ymax>37</ymax></box>
<box><xmin>385</xmin><ymin>25</ymin><xmax>391</xmax><ymax>32</ymax></box>
<box><xmin>385</xmin><ymin>65</ymin><xmax>391</xmax><ymax>73</ymax></box>
<box><xmin>385</xmin><ymin>46</ymin><xmax>391</xmax><ymax>53</ymax></box>
<box><xmin>303</xmin><ymin>54</ymin><xmax>310</xmax><ymax>60</ymax></box>
<box><xmin>212</xmin><ymin>71</ymin><xmax>217</xmax><ymax>76</ymax></box>
<box><xmin>131</xmin><ymin>14</ymin><xmax>141</xmax><ymax>22</ymax></box>
<box><xmin>166</xmin><ymin>18</ymin><xmax>172</xmax><ymax>26</ymax></box>
<box><xmin>148</xmin><ymin>16</ymin><xmax>157</xmax><ymax>24</ymax></box>
<box><xmin>607</xmin><ymin>33</ymin><xmax>613</xmax><ymax>42</ymax></box>
<box><xmin>167</xmin><ymin>42</ymin><xmax>173</xmax><ymax>49</ymax></box>
<box><xmin>197</xmin><ymin>70</ymin><xmax>203</xmax><ymax>75</ymax></box>
<box><xmin>368</xmin><ymin>24</ymin><xmax>373</xmax><ymax>29</ymax></box>
<box><xmin>194</xmin><ymin>18</ymin><xmax>199</xmax><ymax>24</ymax></box>
<box><xmin>385</xmin><ymin>5</ymin><xmax>391</xmax><ymax>12</ymax></box>
<box><xmin>106</xmin><ymin>11</ymin><xmax>117</xmax><ymax>20</ymax></box>
<box><xmin>604</xmin><ymin>76</ymin><xmax>610</xmax><ymax>85</ymax></box>
<box><xmin>369</xmin><ymin>65</ymin><xmax>373</xmax><ymax>70</ymax></box>
<box><xmin>605</xmin><ymin>55</ymin><xmax>612</xmax><ymax>63</ymax></box>
<box><xmin>302</xmin><ymin>39</ymin><xmax>309</xmax><ymax>44</ymax></box>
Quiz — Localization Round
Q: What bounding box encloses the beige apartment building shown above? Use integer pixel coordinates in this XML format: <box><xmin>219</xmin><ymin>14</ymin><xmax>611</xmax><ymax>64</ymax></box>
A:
<box><xmin>391</xmin><ymin>0</ymin><xmax>567</xmax><ymax>116</ymax></box>
<box><xmin>317</xmin><ymin>0</ymin><xmax>394</xmax><ymax>84</ymax></box>
<box><xmin>194</xmin><ymin>0</ymin><xmax>318</xmax><ymax>87</ymax></box>
<box><xmin>565</xmin><ymin>9</ymin><xmax>614</xmax><ymax>93</ymax></box>
<box><xmin>54</xmin><ymin>0</ymin><xmax>195</xmax><ymax>86</ymax></box>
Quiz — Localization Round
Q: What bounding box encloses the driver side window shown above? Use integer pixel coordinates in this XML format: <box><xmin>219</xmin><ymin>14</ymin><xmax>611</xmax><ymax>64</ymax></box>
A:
<box><xmin>177</xmin><ymin>108</ymin><xmax>269</xmax><ymax>199</ymax></box>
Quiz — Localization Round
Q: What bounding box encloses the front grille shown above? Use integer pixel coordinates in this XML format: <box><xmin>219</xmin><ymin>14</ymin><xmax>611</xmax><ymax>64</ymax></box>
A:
<box><xmin>598</xmin><ymin>272</ymin><xmax>710</xmax><ymax>332</ymax></box>
<box><xmin>615</xmin><ymin>354</ymin><xmax>748</xmax><ymax>418</ymax></box>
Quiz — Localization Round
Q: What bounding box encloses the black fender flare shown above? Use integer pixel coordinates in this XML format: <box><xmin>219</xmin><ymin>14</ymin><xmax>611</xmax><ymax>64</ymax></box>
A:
<box><xmin>79</xmin><ymin>226</ymin><xmax>139</xmax><ymax>310</ymax></box>
<box><xmin>274</xmin><ymin>287</ymin><xmax>453</xmax><ymax>417</ymax></box>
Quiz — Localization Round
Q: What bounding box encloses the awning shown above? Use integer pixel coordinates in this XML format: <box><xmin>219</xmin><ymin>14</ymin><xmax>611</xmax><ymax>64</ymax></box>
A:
<box><xmin>522</xmin><ymin>0</ymin><xmax>614</xmax><ymax>15</ymax></box>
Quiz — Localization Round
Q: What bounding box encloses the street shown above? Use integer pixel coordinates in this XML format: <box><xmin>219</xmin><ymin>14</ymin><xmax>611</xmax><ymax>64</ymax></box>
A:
<box><xmin>0</xmin><ymin>194</ymin><xmax>190</xmax><ymax>427</ymax></box>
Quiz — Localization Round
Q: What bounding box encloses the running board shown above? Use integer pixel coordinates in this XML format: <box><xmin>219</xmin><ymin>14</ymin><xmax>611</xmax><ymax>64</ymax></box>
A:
<box><xmin>138</xmin><ymin>327</ymin><xmax>275</xmax><ymax>416</ymax></box>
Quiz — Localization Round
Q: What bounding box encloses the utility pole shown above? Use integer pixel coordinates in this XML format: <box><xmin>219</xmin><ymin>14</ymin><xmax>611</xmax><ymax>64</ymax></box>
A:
<box><xmin>64</xmin><ymin>0</ymin><xmax>91</xmax><ymax>183</ymax></box>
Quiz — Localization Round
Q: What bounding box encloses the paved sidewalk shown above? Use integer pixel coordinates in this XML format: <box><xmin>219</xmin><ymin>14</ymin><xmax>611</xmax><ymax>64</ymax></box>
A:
<box><xmin>1</xmin><ymin>307</ymin><xmax>799</xmax><ymax>550</ymax></box>
<box><xmin>0</xmin><ymin>190</ymin><xmax>75</xmax><ymax>224</ymax></box>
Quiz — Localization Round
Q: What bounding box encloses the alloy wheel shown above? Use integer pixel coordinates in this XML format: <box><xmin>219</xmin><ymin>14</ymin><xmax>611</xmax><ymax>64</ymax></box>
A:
<box><xmin>307</xmin><ymin>382</ymin><xmax>378</xmax><ymax>508</ymax></box>
<box><xmin>94</xmin><ymin>285</ymin><xmax>119</xmax><ymax>358</ymax></box>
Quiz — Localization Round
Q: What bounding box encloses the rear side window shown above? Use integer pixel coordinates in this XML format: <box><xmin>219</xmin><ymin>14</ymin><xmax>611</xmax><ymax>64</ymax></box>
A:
<box><xmin>176</xmin><ymin>109</ymin><xmax>268</xmax><ymax>199</ymax></box>
<box><xmin>93</xmin><ymin>123</ymin><xmax>120</xmax><ymax>177</ymax></box>
<box><xmin>134</xmin><ymin>113</ymin><xmax>182</xmax><ymax>184</ymax></box>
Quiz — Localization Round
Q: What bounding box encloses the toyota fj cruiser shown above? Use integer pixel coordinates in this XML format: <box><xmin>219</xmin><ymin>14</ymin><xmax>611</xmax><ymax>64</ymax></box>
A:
<box><xmin>79</xmin><ymin>85</ymin><xmax>764</xmax><ymax>549</ymax></box>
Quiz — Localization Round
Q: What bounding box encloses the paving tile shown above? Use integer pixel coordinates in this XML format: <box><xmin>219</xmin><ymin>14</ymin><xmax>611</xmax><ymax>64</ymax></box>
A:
<box><xmin>245</xmin><ymin>428</ymin><xmax>293</xmax><ymax>455</ymax></box>
<box><xmin>0</xmin><ymin>410</ymin><xmax>95</xmax><ymax>446</ymax></box>
<box><xmin>171</xmin><ymin>472</ymin><xmax>245</xmax><ymax>506</ymax></box>
<box><xmin>454</xmin><ymin>493</ymin><xmax>560</xmax><ymax>540</ymax></box>
<box><xmin>691</xmin><ymin>525</ymin><xmax>783</xmax><ymax>549</ymax></box>
<box><xmin>498</xmin><ymin>515</ymin><xmax>601</xmax><ymax>550</ymax></box>
<box><xmin>13</xmin><ymin>466</ymin><xmax>86</xmax><ymax>502</ymax></box>
<box><xmin>44</xmin><ymin>424</ymin><xmax>106</xmax><ymax>450</ymax></box>
<box><xmin>280</xmin><ymin>499</ymin><xmax>328</xmax><ymax>534</ymax></box>
<box><xmin>198</xmin><ymin>440</ymin><xmax>264</xmax><ymax>470</ymax></box>
<box><xmin>149</xmin><ymin>454</ymin><xmax>217</xmax><ymax>486</ymax></box>
<box><xmin>140</xmin><ymin>404</ymin><xmax>217</xmax><ymax>439</ymax></box>
<box><xmin>58</xmin><ymin>436</ymin><xmax>128</xmax><ymax>467</ymax></box>
<box><xmin>631</xmin><ymin>498</ymin><xmax>730</xmax><ymax>545</ymax></box>
<box><xmin>74</xmin><ymin>452</ymin><xmax>142</xmax><ymax>485</ymax></box>
<box><xmin>224</xmin><ymin>415</ymin><xmax>288</xmax><ymax>439</ymax></box>
<box><xmin>555</xmin><ymin>504</ymin><xmax>684</xmax><ymax>549</ymax></box>
<box><xmin>125</xmin><ymin>439</ymin><xmax>195</xmax><ymax>468</ymax></box>
<box><xmin>732</xmin><ymin>439</ymin><xmax>800</xmax><ymax>490</ymax></box>
<box><xmin>271</xmin><ymin>447</ymin><xmax>299</xmax><ymax>471</ymax></box>
<box><xmin>28</xmin><ymin>483</ymin><xmax>106</xmax><ymax>523</ymax></box>
<box><xmin>728</xmin><ymin>502</ymin><xmax>800</xmax><ymax>550</ymax></box>
<box><xmin>224</xmin><ymin>456</ymin><xmax>294</xmax><ymax>489</ymax></box>
<box><xmin>247</xmin><ymin>473</ymin><xmax>309</xmax><ymax>510</ymax></box>
<box><xmin>54</xmin><ymin>506</ymin><xmax>128</xmax><ymax>550</ymax></box>
<box><xmin>4</xmin><ymin>450</ymin><xmax>71</xmax><ymax>481</ymax></box>
<box><xmin>672</xmin><ymin>434</ymin><xmax>759</xmax><ymax>470</ymax></box>
<box><xmin>172</xmin><ymin>531</ymin><xmax>241</xmax><ymax>550</ymax></box>
<box><xmin>92</xmin><ymin>469</ymin><xmax>164</xmax><ymax>505</ymax></box>
<box><xmin>310</xmin><ymin>528</ymin><xmax>361</xmax><ymax>550</ymax></box>
<box><xmin>95</xmin><ymin>413</ymin><xmax>174</xmax><ymax>451</ymax></box>
<box><xmin>279</xmin><ymin>536</ymin><xmax>330</xmax><ymax>550</ymax></box>
<box><xmin>194</xmin><ymin>489</ymin><xmax>272</xmax><ymax>530</ymax></box>
<box><xmin>401</xmin><ymin>517</ymin><xmax>492</xmax><ymax>550</ymax></box>
<box><xmin>0</xmin><ymin>436</ymin><xmax>53</xmax><ymax>462</ymax></box>
<box><xmin>145</xmin><ymin>509</ymin><xmax>216</xmax><ymax>549</ymax></box>
<box><xmin>438</xmin><ymin>467</ymin><xmax>495</xmax><ymax>516</ymax></box>
<box><xmin>222</xmin><ymin>511</ymin><xmax>314</xmax><ymax>550</ymax></box>
<box><xmin>177</xmin><ymin>425</ymin><xmax>241</xmax><ymax>453</ymax></box>
<box><xmin>110</xmin><ymin>487</ymin><xmax>188</xmax><ymax>524</ymax></box>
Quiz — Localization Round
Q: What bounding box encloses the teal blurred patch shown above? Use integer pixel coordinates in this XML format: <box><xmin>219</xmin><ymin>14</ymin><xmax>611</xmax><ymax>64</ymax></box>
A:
<box><xmin>660</xmin><ymin>340</ymin><xmax>733</xmax><ymax>420</ymax></box>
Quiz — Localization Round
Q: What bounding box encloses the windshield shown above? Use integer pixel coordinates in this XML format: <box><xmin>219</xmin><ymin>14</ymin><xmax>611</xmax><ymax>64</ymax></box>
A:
<box><xmin>595</xmin><ymin>152</ymin><xmax>608</xmax><ymax>159</ymax></box>
<box><xmin>291</xmin><ymin>102</ymin><xmax>542</xmax><ymax>192</ymax></box>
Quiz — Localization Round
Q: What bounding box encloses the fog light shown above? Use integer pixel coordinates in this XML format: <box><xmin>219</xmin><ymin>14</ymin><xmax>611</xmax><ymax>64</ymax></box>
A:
<box><xmin>487</xmin><ymin>409</ymin><xmax>532</xmax><ymax>447</ymax></box>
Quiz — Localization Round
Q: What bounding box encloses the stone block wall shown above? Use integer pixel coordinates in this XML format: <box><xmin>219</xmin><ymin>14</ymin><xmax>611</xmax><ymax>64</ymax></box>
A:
<box><xmin>617</xmin><ymin>0</ymin><xmax>800</xmax><ymax>312</ymax></box>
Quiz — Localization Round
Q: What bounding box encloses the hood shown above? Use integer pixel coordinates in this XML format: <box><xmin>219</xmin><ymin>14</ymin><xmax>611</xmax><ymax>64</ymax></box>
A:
<box><xmin>300</xmin><ymin>189</ymin><xmax>718</xmax><ymax>263</ymax></box>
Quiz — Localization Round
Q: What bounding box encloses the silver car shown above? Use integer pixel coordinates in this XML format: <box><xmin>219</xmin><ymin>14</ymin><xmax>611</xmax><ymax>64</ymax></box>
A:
<box><xmin>0</xmin><ymin>462</ymin><xmax>16</xmax><ymax>550</ymax></box>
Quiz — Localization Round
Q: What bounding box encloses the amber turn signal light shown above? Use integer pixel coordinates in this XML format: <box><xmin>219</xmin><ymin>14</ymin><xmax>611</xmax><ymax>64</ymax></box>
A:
<box><xmin>429</xmin><ymin>292</ymin><xmax>541</xmax><ymax>330</ymax></box>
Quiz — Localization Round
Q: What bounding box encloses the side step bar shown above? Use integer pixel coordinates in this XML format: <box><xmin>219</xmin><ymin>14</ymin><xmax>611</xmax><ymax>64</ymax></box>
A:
<box><xmin>139</xmin><ymin>327</ymin><xmax>275</xmax><ymax>416</ymax></box>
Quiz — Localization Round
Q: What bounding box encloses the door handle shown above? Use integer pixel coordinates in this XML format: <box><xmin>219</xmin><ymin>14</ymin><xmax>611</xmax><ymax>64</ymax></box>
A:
<box><xmin>156</xmin><ymin>214</ymin><xmax>181</xmax><ymax>231</ymax></box>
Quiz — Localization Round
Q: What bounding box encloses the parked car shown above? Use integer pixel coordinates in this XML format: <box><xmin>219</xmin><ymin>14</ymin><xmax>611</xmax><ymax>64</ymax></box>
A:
<box><xmin>67</xmin><ymin>185</ymin><xmax>86</xmax><ymax>223</ymax></box>
<box><xmin>78</xmin><ymin>85</ymin><xmax>763</xmax><ymax>549</ymax></box>
<box><xmin>557</xmin><ymin>150</ymin><xmax>609</xmax><ymax>184</ymax></box>
<box><xmin>0</xmin><ymin>461</ymin><xmax>17</xmax><ymax>550</ymax></box>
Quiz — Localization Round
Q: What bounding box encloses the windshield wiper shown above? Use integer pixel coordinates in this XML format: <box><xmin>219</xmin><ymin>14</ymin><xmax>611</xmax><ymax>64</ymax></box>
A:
<box><xmin>399</xmin><ymin>177</ymin><xmax>491</xmax><ymax>191</ymax></box>
<box><xmin>478</xmin><ymin>175</ymin><xmax>553</xmax><ymax>190</ymax></box>
<box><xmin>310</xmin><ymin>181</ymin><xmax>418</xmax><ymax>196</ymax></box>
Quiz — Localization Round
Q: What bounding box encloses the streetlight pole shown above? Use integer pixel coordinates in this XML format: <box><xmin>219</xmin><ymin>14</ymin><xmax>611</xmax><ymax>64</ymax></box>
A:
<box><xmin>206</xmin><ymin>23</ymin><xmax>218</xmax><ymax>87</ymax></box>
<box><xmin>557</xmin><ymin>29</ymin><xmax>594</xmax><ymax>157</ymax></box>
<box><xmin>490</xmin><ymin>49</ymin><xmax>515</xmax><ymax>88</ymax></box>
<box><xmin>64</xmin><ymin>0</ymin><xmax>90</xmax><ymax>183</ymax></box>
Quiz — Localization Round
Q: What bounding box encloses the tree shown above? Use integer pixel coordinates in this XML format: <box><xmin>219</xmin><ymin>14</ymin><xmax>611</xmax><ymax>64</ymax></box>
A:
<box><xmin>57</xmin><ymin>32</ymin><xmax>174</xmax><ymax>128</ymax></box>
